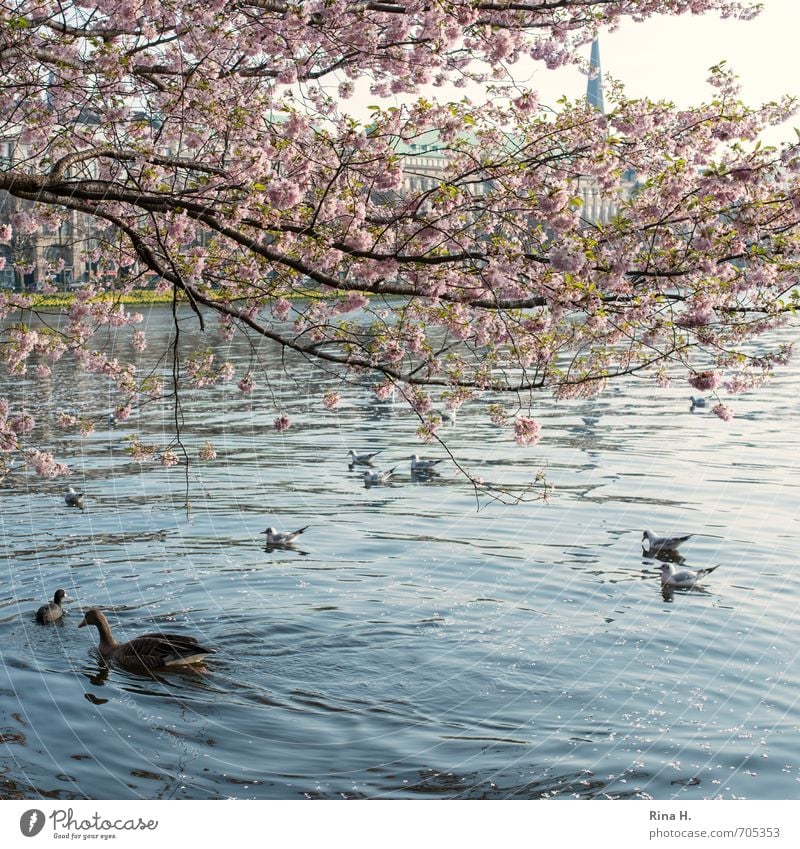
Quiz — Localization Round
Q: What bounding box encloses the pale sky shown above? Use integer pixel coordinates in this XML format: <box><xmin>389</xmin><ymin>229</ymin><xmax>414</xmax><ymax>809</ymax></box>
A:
<box><xmin>532</xmin><ymin>0</ymin><xmax>800</xmax><ymax>142</ymax></box>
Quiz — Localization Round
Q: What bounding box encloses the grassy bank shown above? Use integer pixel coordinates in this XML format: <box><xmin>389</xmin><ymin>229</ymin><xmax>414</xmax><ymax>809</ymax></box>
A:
<box><xmin>28</xmin><ymin>290</ymin><xmax>180</xmax><ymax>308</ymax></box>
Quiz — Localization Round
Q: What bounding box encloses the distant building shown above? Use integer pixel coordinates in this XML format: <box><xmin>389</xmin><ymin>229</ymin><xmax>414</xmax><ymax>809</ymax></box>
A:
<box><xmin>0</xmin><ymin>139</ymin><xmax>99</xmax><ymax>291</ymax></box>
<box><xmin>587</xmin><ymin>39</ymin><xmax>605</xmax><ymax>113</ymax></box>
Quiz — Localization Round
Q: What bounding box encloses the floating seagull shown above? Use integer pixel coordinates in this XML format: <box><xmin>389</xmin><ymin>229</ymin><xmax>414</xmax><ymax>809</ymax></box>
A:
<box><xmin>348</xmin><ymin>449</ymin><xmax>381</xmax><ymax>467</ymax></box>
<box><xmin>64</xmin><ymin>487</ymin><xmax>85</xmax><ymax>509</ymax></box>
<box><xmin>689</xmin><ymin>396</ymin><xmax>707</xmax><ymax>409</ymax></box>
<box><xmin>108</xmin><ymin>413</ymin><xmax>118</xmax><ymax>427</ymax></box>
<box><xmin>410</xmin><ymin>454</ymin><xmax>444</xmax><ymax>473</ymax></box>
<box><xmin>263</xmin><ymin>526</ymin><xmax>309</xmax><ymax>546</ymax></box>
<box><xmin>642</xmin><ymin>530</ymin><xmax>692</xmax><ymax>554</ymax></box>
<box><xmin>36</xmin><ymin>589</ymin><xmax>70</xmax><ymax>624</ymax></box>
<box><xmin>364</xmin><ymin>467</ymin><xmax>396</xmax><ymax>486</ymax></box>
<box><xmin>660</xmin><ymin>562</ymin><xmax>720</xmax><ymax>589</ymax></box>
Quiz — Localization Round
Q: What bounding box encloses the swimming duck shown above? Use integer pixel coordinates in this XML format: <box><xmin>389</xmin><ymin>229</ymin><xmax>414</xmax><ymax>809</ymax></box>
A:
<box><xmin>78</xmin><ymin>608</ymin><xmax>215</xmax><ymax>671</ymax></box>
<box><xmin>36</xmin><ymin>589</ymin><xmax>70</xmax><ymax>624</ymax></box>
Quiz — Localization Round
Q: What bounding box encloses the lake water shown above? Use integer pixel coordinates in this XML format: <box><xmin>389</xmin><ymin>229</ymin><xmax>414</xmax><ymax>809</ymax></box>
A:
<box><xmin>1</xmin><ymin>305</ymin><xmax>798</xmax><ymax>800</ymax></box>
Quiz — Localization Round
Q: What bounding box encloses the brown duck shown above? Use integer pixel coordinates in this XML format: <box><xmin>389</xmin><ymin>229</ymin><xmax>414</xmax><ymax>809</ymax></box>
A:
<box><xmin>78</xmin><ymin>608</ymin><xmax>216</xmax><ymax>671</ymax></box>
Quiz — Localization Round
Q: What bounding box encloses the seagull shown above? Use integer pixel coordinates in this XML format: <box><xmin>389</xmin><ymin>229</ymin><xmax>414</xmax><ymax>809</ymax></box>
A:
<box><xmin>410</xmin><ymin>454</ymin><xmax>443</xmax><ymax>473</ymax></box>
<box><xmin>364</xmin><ymin>467</ymin><xmax>396</xmax><ymax>485</ymax></box>
<box><xmin>660</xmin><ymin>562</ymin><xmax>721</xmax><ymax>589</ymax></box>
<box><xmin>64</xmin><ymin>487</ymin><xmax>85</xmax><ymax>509</ymax></box>
<box><xmin>689</xmin><ymin>396</ymin><xmax>707</xmax><ymax>409</ymax></box>
<box><xmin>642</xmin><ymin>530</ymin><xmax>692</xmax><ymax>554</ymax></box>
<box><xmin>263</xmin><ymin>526</ymin><xmax>309</xmax><ymax>546</ymax></box>
<box><xmin>108</xmin><ymin>413</ymin><xmax>118</xmax><ymax>427</ymax></box>
<box><xmin>348</xmin><ymin>449</ymin><xmax>381</xmax><ymax>467</ymax></box>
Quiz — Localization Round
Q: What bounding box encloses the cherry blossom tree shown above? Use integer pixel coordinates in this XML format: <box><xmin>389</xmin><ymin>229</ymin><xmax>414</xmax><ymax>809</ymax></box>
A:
<box><xmin>1</xmin><ymin>0</ymin><xmax>799</xmax><ymax>478</ymax></box>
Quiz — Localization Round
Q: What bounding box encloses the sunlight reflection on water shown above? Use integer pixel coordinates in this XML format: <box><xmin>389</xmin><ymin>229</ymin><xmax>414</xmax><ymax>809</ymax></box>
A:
<box><xmin>1</xmin><ymin>306</ymin><xmax>799</xmax><ymax>799</ymax></box>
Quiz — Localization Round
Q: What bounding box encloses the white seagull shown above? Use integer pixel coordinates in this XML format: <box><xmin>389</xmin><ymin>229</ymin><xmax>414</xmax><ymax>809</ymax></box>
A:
<box><xmin>364</xmin><ymin>467</ymin><xmax>396</xmax><ymax>485</ymax></box>
<box><xmin>348</xmin><ymin>449</ymin><xmax>381</xmax><ymax>467</ymax></box>
<box><xmin>642</xmin><ymin>530</ymin><xmax>692</xmax><ymax>554</ymax></box>
<box><xmin>660</xmin><ymin>562</ymin><xmax>720</xmax><ymax>589</ymax></box>
<box><xmin>64</xmin><ymin>487</ymin><xmax>85</xmax><ymax>509</ymax></box>
<box><xmin>410</xmin><ymin>454</ymin><xmax>444</xmax><ymax>473</ymax></box>
<box><xmin>263</xmin><ymin>525</ymin><xmax>309</xmax><ymax>546</ymax></box>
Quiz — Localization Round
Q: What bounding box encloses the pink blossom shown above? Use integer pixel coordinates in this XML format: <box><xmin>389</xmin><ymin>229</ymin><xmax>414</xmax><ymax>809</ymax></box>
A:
<box><xmin>267</xmin><ymin>180</ymin><xmax>303</xmax><ymax>209</ymax></box>
<box><xmin>8</xmin><ymin>414</ymin><xmax>35</xmax><ymax>434</ymax></box>
<box><xmin>416</xmin><ymin>420</ymin><xmax>439</xmax><ymax>443</ymax></box>
<box><xmin>274</xmin><ymin>414</ymin><xmax>291</xmax><ymax>432</ymax></box>
<box><xmin>272</xmin><ymin>298</ymin><xmax>292</xmax><ymax>320</ymax></box>
<box><xmin>26</xmin><ymin>450</ymin><xmax>70</xmax><ymax>478</ymax></box>
<box><xmin>198</xmin><ymin>441</ymin><xmax>217</xmax><ymax>461</ymax></box>
<box><xmin>35</xmin><ymin>364</ymin><xmax>51</xmax><ymax>378</ymax></box>
<box><xmin>372</xmin><ymin>382</ymin><xmax>396</xmax><ymax>401</ymax></box>
<box><xmin>57</xmin><ymin>413</ymin><xmax>77</xmax><ymax>429</ymax></box>
<box><xmin>131</xmin><ymin>330</ymin><xmax>147</xmax><ymax>352</ymax></box>
<box><xmin>10</xmin><ymin>212</ymin><xmax>39</xmax><ymax>235</ymax></box>
<box><xmin>724</xmin><ymin>374</ymin><xmax>751</xmax><ymax>393</ymax></box>
<box><xmin>115</xmin><ymin>405</ymin><xmax>132</xmax><ymax>421</ymax></box>
<box><xmin>238</xmin><ymin>373</ymin><xmax>256</xmax><ymax>394</ymax></box>
<box><xmin>712</xmin><ymin>403</ymin><xmax>734</xmax><ymax>422</ymax></box>
<box><xmin>488</xmin><ymin>404</ymin><xmax>508</xmax><ymax>426</ymax></box>
<box><xmin>218</xmin><ymin>318</ymin><xmax>235</xmax><ymax>341</ymax></box>
<box><xmin>126</xmin><ymin>438</ymin><xmax>155</xmax><ymax>463</ymax></box>
<box><xmin>688</xmin><ymin>370</ymin><xmax>722</xmax><ymax>391</ymax></box>
<box><xmin>323</xmin><ymin>391</ymin><xmax>341</xmax><ymax>410</ymax></box>
<box><xmin>161</xmin><ymin>450</ymin><xmax>179</xmax><ymax>467</ymax></box>
<box><xmin>514</xmin><ymin>416</ymin><xmax>542</xmax><ymax>446</ymax></box>
<box><xmin>0</xmin><ymin>431</ymin><xmax>18</xmax><ymax>453</ymax></box>
<box><xmin>548</xmin><ymin>244</ymin><xmax>585</xmax><ymax>275</ymax></box>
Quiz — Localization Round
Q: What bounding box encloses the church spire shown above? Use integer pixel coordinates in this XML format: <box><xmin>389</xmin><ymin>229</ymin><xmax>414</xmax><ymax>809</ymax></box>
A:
<box><xmin>586</xmin><ymin>38</ymin><xmax>605</xmax><ymax>113</ymax></box>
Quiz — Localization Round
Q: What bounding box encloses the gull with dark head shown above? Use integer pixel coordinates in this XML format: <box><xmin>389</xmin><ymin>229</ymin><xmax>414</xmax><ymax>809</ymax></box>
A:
<box><xmin>642</xmin><ymin>529</ymin><xmax>692</xmax><ymax>554</ymax></box>
<box><xmin>660</xmin><ymin>562</ymin><xmax>720</xmax><ymax>589</ymax></box>
<box><xmin>64</xmin><ymin>487</ymin><xmax>85</xmax><ymax>509</ymax></box>
<box><xmin>263</xmin><ymin>526</ymin><xmax>309</xmax><ymax>546</ymax></box>
<box><xmin>364</xmin><ymin>467</ymin><xmax>396</xmax><ymax>486</ymax></box>
<box><xmin>348</xmin><ymin>449</ymin><xmax>381</xmax><ymax>467</ymax></box>
<box><xmin>410</xmin><ymin>454</ymin><xmax>443</xmax><ymax>473</ymax></box>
